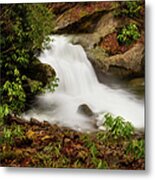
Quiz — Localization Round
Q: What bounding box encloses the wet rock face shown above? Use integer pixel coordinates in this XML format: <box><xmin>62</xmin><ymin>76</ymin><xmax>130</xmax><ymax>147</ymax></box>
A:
<box><xmin>127</xmin><ymin>78</ymin><xmax>145</xmax><ymax>97</ymax></box>
<box><xmin>51</xmin><ymin>1</ymin><xmax>144</xmax><ymax>79</ymax></box>
<box><xmin>128</xmin><ymin>78</ymin><xmax>144</xmax><ymax>88</ymax></box>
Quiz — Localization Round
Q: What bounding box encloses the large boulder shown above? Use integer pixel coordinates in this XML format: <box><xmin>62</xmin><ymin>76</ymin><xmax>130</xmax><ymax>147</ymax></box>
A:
<box><xmin>105</xmin><ymin>43</ymin><xmax>144</xmax><ymax>76</ymax></box>
<box><xmin>86</xmin><ymin>42</ymin><xmax>144</xmax><ymax>77</ymax></box>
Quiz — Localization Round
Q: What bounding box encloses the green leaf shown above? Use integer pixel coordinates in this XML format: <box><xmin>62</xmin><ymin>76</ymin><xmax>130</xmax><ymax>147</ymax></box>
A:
<box><xmin>14</xmin><ymin>68</ymin><xmax>20</xmax><ymax>76</ymax></box>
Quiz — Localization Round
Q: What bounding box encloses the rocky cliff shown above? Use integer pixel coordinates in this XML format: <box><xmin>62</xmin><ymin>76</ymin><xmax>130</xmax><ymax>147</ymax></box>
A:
<box><xmin>48</xmin><ymin>1</ymin><xmax>145</xmax><ymax>79</ymax></box>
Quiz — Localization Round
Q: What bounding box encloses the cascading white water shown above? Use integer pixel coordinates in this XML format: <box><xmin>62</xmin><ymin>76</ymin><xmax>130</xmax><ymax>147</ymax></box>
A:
<box><xmin>24</xmin><ymin>35</ymin><xmax>144</xmax><ymax>131</ymax></box>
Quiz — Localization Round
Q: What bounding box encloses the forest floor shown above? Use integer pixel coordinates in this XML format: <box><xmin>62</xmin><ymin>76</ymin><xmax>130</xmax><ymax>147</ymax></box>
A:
<box><xmin>0</xmin><ymin>116</ymin><xmax>144</xmax><ymax>169</ymax></box>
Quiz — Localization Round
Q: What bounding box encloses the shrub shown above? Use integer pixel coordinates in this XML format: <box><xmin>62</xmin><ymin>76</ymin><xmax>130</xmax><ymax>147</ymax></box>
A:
<box><xmin>125</xmin><ymin>139</ymin><xmax>145</xmax><ymax>159</ymax></box>
<box><xmin>115</xmin><ymin>1</ymin><xmax>143</xmax><ymax>18</ymax></box>
<box><xmin>0</xmin><ymin>125</ymin><xmax>25</xmax><ymax>145</ymax></box>
<box><xmin>97</xmin><ymin>113</ymin><xmax>134</xmax><ymax>140</ymax></box>
<box><xmin>0</xmin><ymin>4</ymin><xmax>56</xmax><ymax>119</ymax></box>
<box><xmin>117</xmin><ymin>23</ymin><xmax>140</xmax><ymax>45</ymax></box>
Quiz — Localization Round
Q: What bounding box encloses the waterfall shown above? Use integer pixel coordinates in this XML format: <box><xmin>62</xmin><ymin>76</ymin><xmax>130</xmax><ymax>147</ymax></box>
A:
<box><xmin>24</xmin><ymin>35</ymin><xmax>144</xmax><ymax>131</ymax></box>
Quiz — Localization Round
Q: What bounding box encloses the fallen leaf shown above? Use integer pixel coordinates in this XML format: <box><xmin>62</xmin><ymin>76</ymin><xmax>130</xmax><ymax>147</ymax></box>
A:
<box><xmin>15</xmin><ymin>149</ymin><xmax>23</xmax><ymax>155</ymax></box>
<box><xmin>26</xmin><ymin>130</ymin><xmax>35</xmax><ymax>139</ymax></box>
<box><xmin>41</xmin><ymin>135</ymin><xmax>51</xmax><ymax>141</ymax></box>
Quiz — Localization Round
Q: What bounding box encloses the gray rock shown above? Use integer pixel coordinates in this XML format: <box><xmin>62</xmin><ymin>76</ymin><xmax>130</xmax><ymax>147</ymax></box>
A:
<box><xmin>77</xmin><ymin>104</ymin><xmax>94</xmax><ymax>117</ymax></box>
<box><xmin>30</xmin><ymin>118</ymin><xmax>41</xmax><ymax>125</ymax></box>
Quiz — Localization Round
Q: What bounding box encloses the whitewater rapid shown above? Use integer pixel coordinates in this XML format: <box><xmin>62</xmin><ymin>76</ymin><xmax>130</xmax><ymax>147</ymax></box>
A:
<box><xmin>23</xmin><ymin>35</ymin><xmax>144</xmax><ymax>131</ymax></box>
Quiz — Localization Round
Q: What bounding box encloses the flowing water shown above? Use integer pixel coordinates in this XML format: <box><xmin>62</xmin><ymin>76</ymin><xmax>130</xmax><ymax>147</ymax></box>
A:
<box><xmin>24</xmin><ymin>35</ymin><xmax>144</xmax><ymax>131</ymax></box>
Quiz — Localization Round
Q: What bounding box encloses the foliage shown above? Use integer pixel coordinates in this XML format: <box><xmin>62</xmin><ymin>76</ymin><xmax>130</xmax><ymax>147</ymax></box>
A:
<box><xmin>126</xmin><ymin>139</ymin><xmax>145</xmax><ymax>159</ymax></box>
<box><xmin>0</xmin><ymin>4</ymin><xmax>56</xmax><ymax>119</ymax></box>
<box><xmin>117</xmin><ymin>23</ymin><xmax>140</xmax><ymax>45</ymax></box>
<box><xmin>97</xmin><ymin>113</ymin><xmax>134</xmax><ymax>140</ymax></box>
<box><xmin>0</xmin><ymin>104</ymin><xmax>10</xmax><ymax>120</ymax></box>
<box><xmin>0</xmin><ymin>119</ymin><xmax>144</xmax><ymax>169</ymax></box>
<box><xmin>44</xmin><ymin>77</ymin><xmax>59</xmax><ymax>93</ymax></box>
<box><xmin>81</xmin><ymin>135</ymin><xmax>108</xmax><ymax>169</ymax></box>
<box><xmin>27</xmin><ymin>79</ymin><xmax>43</xmax><ymax>94</ymax></box>
<box><xmin>115</xmin><ymin>1</ymin><xmax>143</xmax><ymax>18</ymax></box>
<box><xmin>0</xmin><ymin>124</ymin><xmax>25</xmax><ymax>145</ymax></box>
<box><xmin>93</xmin><ymin>159</ymin><xmax>108</xmax><ymax>169</ymax></box>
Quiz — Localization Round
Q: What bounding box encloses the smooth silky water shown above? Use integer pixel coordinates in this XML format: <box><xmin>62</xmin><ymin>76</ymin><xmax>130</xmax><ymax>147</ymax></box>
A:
<box><xmin>23</xmin><ymin>36</ymin><xmax>144</xmax><ymax>131</ymax></box>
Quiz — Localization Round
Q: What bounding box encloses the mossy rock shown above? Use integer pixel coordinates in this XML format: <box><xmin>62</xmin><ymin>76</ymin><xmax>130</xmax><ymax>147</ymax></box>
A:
<box><xmin>28</xmin><ymin>58</ymin><xmax>56</xmax><ymax>85</ymax></box>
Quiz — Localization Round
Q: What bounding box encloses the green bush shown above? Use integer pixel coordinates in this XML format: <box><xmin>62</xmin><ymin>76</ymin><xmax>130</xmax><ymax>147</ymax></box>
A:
<box><xmin>117</xmin><ymin>23</ymin><xmax>140</xmax><ymax>45</ymax></box>
<box><xmin>0</xmin><ymin>4</ymin><xmax>56</xmax><ymax>119</ymax></box>
<box><xmin>126</xmin><ymin>139</ymin><xmax>144</xmax><ymax>159</ymax></box>
<box><xmin>97</xmin><ymin>113</ymin><xmax>134</xmax><ymax>140</ymax></box>
<box><xmin>0</xmin><ymin>125</ymin><xmax>25</xmax><ymax>145</ymax></box>
<box><xmin>115</xmin><ymin>1</ymin><xmax>143</xmax><ymax>18</ymax></box>
<box><xmin>44</xmin><ymin>77</ymin><xmax>59</xmax><ymax>93</ymax></box>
